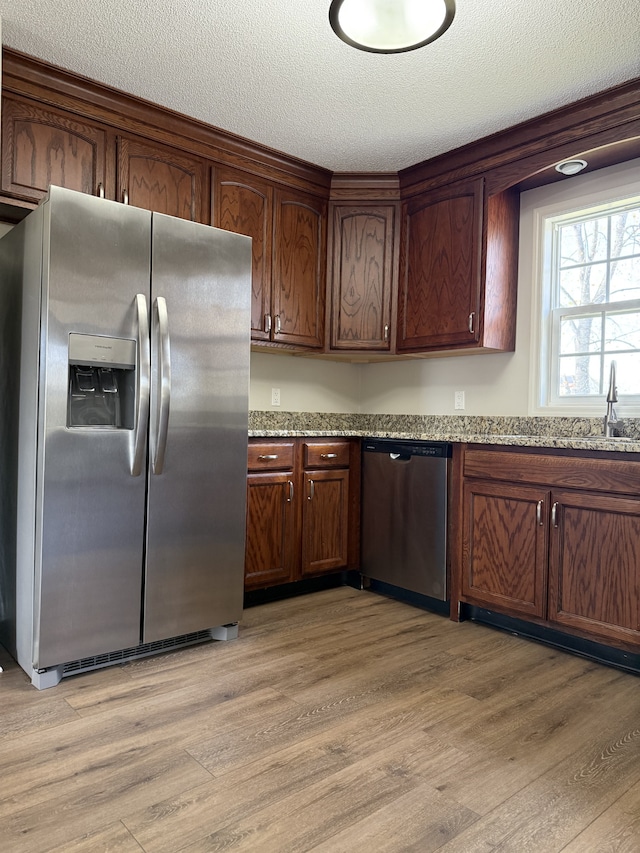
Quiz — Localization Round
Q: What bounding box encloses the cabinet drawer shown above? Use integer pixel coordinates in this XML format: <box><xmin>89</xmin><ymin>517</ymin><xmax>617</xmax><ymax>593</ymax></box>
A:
<box><xmin>464</xmin><ymin>448</ymin><xmax>640</xmax><ymax>495</ymax></box>
<box><xmin>303</xmin><ymin>441</ymin><xmax>350</xmax><ymax>469</ymax></box>
<box><xmin>248</xmin><ymin>441</ymin><xmax>295</xmax><ymax>471</ymax></box>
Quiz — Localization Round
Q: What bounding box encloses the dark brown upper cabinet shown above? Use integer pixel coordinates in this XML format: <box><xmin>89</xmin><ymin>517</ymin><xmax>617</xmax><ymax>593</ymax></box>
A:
<box><xmin>396</xmin><ymin>178</ymin><xmax>519</xmax><ymax>354</ymax></box>
<box><xmin>212</xmin><ymin>166</ymin><xmax>274</xmax><ymax>341</ymax></box>
<box><xmin>117</xmin><ymin>135</ymin><xmax>208</xmax><ymax>222</ymax></box>
<box><xmin>271</xmin><ymin>187</ymin><xmax>326</xmax><ymax>349</ymax></box>
<box><xmin>327</xmin><ymin>203</ymin><xmax>398</xmax><ymax>352</ymax></box>
<box><xmin>1</xmin><ymin>95</ymin><xmax>109</xmax><ymax>203</ymax></box>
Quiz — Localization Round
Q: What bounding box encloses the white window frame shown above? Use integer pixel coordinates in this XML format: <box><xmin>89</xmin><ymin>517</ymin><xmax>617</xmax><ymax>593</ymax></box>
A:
<box><xmin>527</xmin><ymin>158</ymin><xmax>640</xmax><ymax>417</ymax></box>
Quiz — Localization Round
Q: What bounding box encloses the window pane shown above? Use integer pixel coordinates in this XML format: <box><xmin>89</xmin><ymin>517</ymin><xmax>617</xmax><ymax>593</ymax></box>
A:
<box><xmin>604</xmin><ymin>310</ymin><xmax>640</xmax><ymax>351</ymax></box>
<box><xmin>560</xmin><ymin>314</ymin><xmax>601</xmax><ymax>354</ymax></box>
<box><xmin>609</xmin><ymin>256</ymin><xmax>640</xmax><ymax>301</ymax></box>
<box><xmin>610</xmin><ymin>208</ymin><xmax>640</xmax><ymax>259</ymax></box>
<box><xmin>559</xmin><ymin>218</ymin><xmax>608</xmax><ymax>267</ymax></box>
<box><xmin>558</xmin><ymin>354</ymin><xmax>601</xmax><ymax>396</ymax></box>
<box><xmin>610</xmin><ymin>353</ymin><xmax>640</xmax><ymax>394</ymax></box>
<box><xmin>558</xmin><ymin>264</ymin><xmax>607</xmax><ymax>306</ymax></box>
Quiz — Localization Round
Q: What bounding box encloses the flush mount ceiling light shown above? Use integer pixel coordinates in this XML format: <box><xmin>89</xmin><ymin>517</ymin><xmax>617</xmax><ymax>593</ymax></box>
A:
<box><xmin>554</xmin><ymin>158</ymin><xmax>588</xmax><ymax>176</ymax></box>
<box><xmin>329</xmin><ymin>0</ymin><xmax>456</xmax><ymax>54</ymax></box>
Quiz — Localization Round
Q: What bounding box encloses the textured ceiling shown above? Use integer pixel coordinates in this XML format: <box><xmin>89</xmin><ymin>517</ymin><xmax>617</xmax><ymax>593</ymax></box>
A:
<box><xmin>1</xmin><ymin>0</ymin><xmax>639</xmax><ymax>172</ymax></box>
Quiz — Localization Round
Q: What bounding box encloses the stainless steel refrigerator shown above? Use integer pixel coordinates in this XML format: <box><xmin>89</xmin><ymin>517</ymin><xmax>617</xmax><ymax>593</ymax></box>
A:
<box><xmin>0</xmin><ymin>186</ymin><xmax>251</xmax><ymax>688</ymax></box>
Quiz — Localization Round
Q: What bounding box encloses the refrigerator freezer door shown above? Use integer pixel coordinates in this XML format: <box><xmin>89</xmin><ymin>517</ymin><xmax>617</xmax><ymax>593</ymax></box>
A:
<box><xmin>143</xmin><ymin>214</ymin><xmax>251</xmax><ymax>642</ymax></box>
<box><xmin>34</xmin><ymin>187</ymin><xmax>151</xmax><ymax>669</ymax></box>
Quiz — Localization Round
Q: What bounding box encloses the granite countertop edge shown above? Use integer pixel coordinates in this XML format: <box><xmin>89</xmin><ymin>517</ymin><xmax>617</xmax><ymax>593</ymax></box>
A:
<box><xmin>248</xmin><ymin>413</ymin><xmax>640</xmax><ymax>453</ymax></box>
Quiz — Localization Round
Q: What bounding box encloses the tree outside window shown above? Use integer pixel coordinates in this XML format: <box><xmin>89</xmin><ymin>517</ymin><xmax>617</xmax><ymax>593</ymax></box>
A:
<box><xmin>551</xmin><ymin>203</ymin><xmax>640</xmax><ymax>400</ymax></box>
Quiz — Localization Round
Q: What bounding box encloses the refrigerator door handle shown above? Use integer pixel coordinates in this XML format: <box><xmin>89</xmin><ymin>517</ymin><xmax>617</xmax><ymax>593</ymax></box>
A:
<box><xmin>151</xmin><ymin>296</ymin><xmax>171</xmax><ymax>475</ymax></box>
<box><xmin>131</xmin><ymin>293</ymin><xmax>151</xmax><ymax>476</ymax></box>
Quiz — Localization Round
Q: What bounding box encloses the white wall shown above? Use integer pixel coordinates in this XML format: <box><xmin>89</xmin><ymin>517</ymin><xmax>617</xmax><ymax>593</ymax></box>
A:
<box><xmin>249</xmin><ymin>351</ymin><xmax>362</xmax><ymax>413</ymax></box>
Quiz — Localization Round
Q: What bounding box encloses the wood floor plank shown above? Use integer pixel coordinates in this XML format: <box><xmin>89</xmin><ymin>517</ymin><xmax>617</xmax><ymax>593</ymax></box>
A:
<box><xmin>46</xmin><ymin>821</ymin><xmax>146</xmax><ymax>852</ymax></box>
<box><xmin>2</xmin><ymin>586</ymin><xmax>640</xmax><ymax>852</ymax></box>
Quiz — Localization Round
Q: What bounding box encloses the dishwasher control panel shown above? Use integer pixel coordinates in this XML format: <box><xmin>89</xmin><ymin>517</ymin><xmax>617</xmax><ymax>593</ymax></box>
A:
<box><xmin>362</xmin><ymin>438</ymin><xmax>452</xmax><ymax>457</ymax></box>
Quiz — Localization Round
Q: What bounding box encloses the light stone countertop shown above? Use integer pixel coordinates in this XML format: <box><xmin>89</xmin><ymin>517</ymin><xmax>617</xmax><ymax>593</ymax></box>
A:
<box><xmin>248</xmin><ymin>412</ymin><xmax>640</xmax><ymax>454</ymax></box>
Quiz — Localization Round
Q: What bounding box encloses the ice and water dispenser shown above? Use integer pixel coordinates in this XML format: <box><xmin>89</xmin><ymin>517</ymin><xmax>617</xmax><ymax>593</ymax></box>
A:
<box><xmin>68</xmin><ymin>333</ymin><xmax>136</xmax><ymax>428</ymax></box>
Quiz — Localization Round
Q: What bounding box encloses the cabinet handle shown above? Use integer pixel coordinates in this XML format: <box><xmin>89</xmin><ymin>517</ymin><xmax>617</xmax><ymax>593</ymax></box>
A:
<box><xmin>551</xmin><ymin>502</ymin><xmax>559</xmax><ymax>528</ymax></box>
<box><xmin>536</xmin><ymin>499</ymin><xmax>544</xmax><ymax>526</ymax></box>
<box><xmin>274</xmin><ymin>315</ymin><xmax>281</xmax><ymax>335</ymax></box>
<box><xmin>122</xmin><ymin>189</ymin><xmax>129</xmax><ymax>205</ymax></box>
<box><xmin>264</xmin><ymin>314</ymin><xmax>272</xmax><ymax>333</ymax></box>
<box><xmin>308</xmin><ymin>479</ymin><xmax>315</xmax><ymax>501</ymax></box>
<box><xmin>320</xmin><ymin>453</ymin><xmax>338</xmax><ymax>459</ymax></box>
<box><xmin>258</xmin><ymin>454</ymin><xmax>278</xmax><ymax>461</ymax></box>
<box><xmin>468</xmin><ymin>312</ymin><xmax>475</xmax><ymax>334</ymax></box>
<box><xmin>287</xmin><ymin>480</ymin><xmax>294</xmax><ymax>503</ymax></box>
<box><xmin>383</xmin><ymin>324</ymin><xmax>390</xmax><ymax>341</ymax></box>
<box><xmin>97</xmin><ymin>183</ymin><xmax>105</xmax><ymax>198</ymax></box>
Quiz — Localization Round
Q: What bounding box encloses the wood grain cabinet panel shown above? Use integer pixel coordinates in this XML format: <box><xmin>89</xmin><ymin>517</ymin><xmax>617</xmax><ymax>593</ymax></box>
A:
<box><xmin>272</xmin><ymin>188</ymin><xmax>326</xmax><ymax>349</ymax></box>
<box><xmin>1</xmin><ymin>96</ymin><xmax>107</xmax><ymax>202</ymax></box>
<box><xmin>398</xmin><ymin>180</ymin><xmax>482</xmax><ymax>350</ymax></box>
<box><xmin>397</xmin><ymin>178</ymin><xmax>518</xmax><ymax>354</ymax></box>
<box><xmin>245</xmin><ymin>437</ymin><xmax>359</xmax><ymax>590</ymax></box>
<box><xmin>460</xmin><ymin>448</ymin><xmax>640</xmax><ymax>649</ymax></box>
<box><xmin>548</xmin><ymin>489</ymin><xmax>640</xmax><ymax>645</ymax></box>
<box><xmin>212</xmin><ymin>166</ymin><xmax>273</xmax><ymax>341</ymax></box>
<box><xmin>117</xmin><ymin>136</ymin><xmax>207</xmax><ymax>221</ymax></box>
<box><xmin>245</xmin><ymin>471</ymin><xmax>296</xmax><ymax>589</ymax></box>
<box><xmin>463</xmin><ymin>480</ymin><xmax>548</xmax><ymax>619</ymax></box>
<box><xmin>328</xmin><ymin>204</ymin><xmax>397</xmax><ymax>351</ymax></box>
<box><xmin>302</xmin><ymin>469</ymin><xmax>350</xmax><ymax>576</ymax></box>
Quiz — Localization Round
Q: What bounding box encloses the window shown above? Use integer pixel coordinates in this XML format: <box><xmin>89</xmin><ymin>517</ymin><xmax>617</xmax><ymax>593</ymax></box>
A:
<box><xmin>550</xmin><ymin>202</ymin><xmax>640</xmax><ymax>402</ymax></box>
<box><xmin>529</xmin><ymin>161</ymin><xmax>640</xmax><ymax>416</ymax></box>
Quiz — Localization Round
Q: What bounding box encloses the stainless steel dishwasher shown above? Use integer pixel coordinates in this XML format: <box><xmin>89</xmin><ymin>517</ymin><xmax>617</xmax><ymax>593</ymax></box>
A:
<box><xmin>360</xmin><ymin>438</ymin><xmax>451</xmax><ymax>601</ymax></box>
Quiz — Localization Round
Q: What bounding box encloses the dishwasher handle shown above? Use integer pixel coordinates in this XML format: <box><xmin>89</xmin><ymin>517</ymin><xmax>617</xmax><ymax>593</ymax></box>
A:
<box><xmin>389</xmin><ymin>452</ymin><xmax>412</xmax><ymax>462</ymax></box>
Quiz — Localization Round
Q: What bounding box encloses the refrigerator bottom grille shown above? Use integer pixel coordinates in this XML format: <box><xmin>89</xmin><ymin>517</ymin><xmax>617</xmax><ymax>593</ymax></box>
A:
<box><xmin>62</xmin><ymin>630</ymin><xmax>213</xmax><ymax>677</ymax></box>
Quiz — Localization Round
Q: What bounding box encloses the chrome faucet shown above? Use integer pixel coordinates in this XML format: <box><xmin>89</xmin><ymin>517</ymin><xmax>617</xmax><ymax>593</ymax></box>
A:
<box><xmin>604</xmin><ymin>360</ymin><xmax>621</xmax><ymax>437</ymax></box>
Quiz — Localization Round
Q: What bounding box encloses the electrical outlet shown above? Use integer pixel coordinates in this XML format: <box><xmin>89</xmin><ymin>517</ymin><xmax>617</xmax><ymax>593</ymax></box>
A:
<box><xmin>271</xmin><ymin>387</ymin><xmax>281</xmax><ymax>406</ymax></box>
<box><xmin>454</xmin><ymin>390</ymin><xmax>465</xmax><ymax>410</ymax></box>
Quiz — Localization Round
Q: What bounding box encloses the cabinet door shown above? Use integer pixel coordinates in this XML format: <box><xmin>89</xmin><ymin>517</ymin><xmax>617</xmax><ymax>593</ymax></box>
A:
<box><xmin>301</xmin><ymin>469</ymin><xmax>349</xmax><ymax>576</ymax></box>
<box><xmin>117</xmin><ymin>136</ymin><xmax>207</xmax><ymax>221</ymax></box>
<box><xmin>212</xmin><ymin>166</ymin><xmax>273</xmax><ymax>341</ymax></box>
<box><xmin>1</xmin><ymin>96</ymin><xmax>108</xmax><ymax>203</ymax></box>
<box><xmin>329</xmin><ymin>204</ymin><xmax>396</xmax><ymax>350</ymax></box>
<box><xmin>397</xmin><ymin>179</ymin><xmax>483</xmax><ymax>351</ymax></box>
<box><xmin>272</xmin><ymin>188</ymin><xmax>326</xmax><ymax>348</ymax></box>
<box><xmin>462</xmin><ymin>479</ymin><xmax>548</xmax><ymax>619</ymax></box>
<box><xmin>245</xmin><ymin>472</ymin><xmax>297</xmax><ymax>589</ymax></box>
<box><xmin>548</xmin><ymin>490</ymin><xmax>640</xmax><ymax>645</ymax></box>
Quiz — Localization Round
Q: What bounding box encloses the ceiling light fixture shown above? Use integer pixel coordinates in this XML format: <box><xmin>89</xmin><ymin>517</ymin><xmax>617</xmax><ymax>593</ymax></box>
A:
<box><xmin>554</xmin><ymin>159</ymin><xmax>588</xmax><ymax>176</ymax></box>
<box><xmin>329</xmin><ymin>0</ymin><xmax>456</xmax><ymax>54</ymax></box>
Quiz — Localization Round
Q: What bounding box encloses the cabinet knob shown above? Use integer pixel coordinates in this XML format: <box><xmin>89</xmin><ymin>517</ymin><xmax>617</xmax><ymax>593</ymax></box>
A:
<box><xmin>536</xmin><ymin>499</ymin><xmax>544</xmax><ymax>526</ymax></box>
<box><xmin>274</xmin><ymin>315</ymin><xmax>281</xmax><ymax>335</ymax></box>
<box><xmin>264</xmin><ymin>314</ymin><xmax>272</xmax><ymax>334</ymax></box>
<box><xmin>97</xmin><ymin>183</ymin><xmax>105</xmax><ymax>199</ymax></box>
<box><xmin>320</xmin><ymin>453</ymin><xmax>338</xmax><ymax>459</ymax></box>
<box><xmin>383</xmin><ymin>324</ymin><xmax>390</xmax><ymax>341</ymax></box>
<box><xmin>258</xmin><ymin>454</ymin><xmax>278</xmax><ymax>461</ymax></box>
<box><xmin>287</xmin><ymin>480</ymin><xmax>294</xmax><ymax>503</ymax></box>
<box><xmin>551</xmin><ymin>502</ymin><xmax>559</xmax><ymax>528</ymax></box>
<box><xmin>122</xmin><ymin>189</ymin><xmax>129</xmax><ymax>205</ymax></box>
<box><xmin>468</xmin><ymin>312</ymin><xmax>475</xmax><ymax>334</ymax></box>
<box><xmin>308</xmin><ymin>479</ymin><xmax>315</xmax><ymax>501</ymax></box>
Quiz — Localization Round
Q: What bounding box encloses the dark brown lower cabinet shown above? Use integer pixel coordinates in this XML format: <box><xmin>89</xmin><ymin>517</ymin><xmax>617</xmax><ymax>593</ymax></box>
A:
<box><xmin>463</xmin><ymin>479</ymin><xmax>548</xmax><ymax>619</ymax></box>
<box><xmin>245</xmin><ymin>470</ymin><xmax>297</xmax><ymax>589</ymax></box>
<box><xmin>461</xmin><ymin>448</ymin><xmax>640</xmax><ymax>649</ymax></box>
<box><xmin>301</xmin><ymin>468</ymin><xmax>350</xmax><ymax>576</ymax></box>
<box><xmin>548</xmin><ymin>489</ymin><xmax>640</xmax><ymax>646</ymax></box>
<box><xmin>245</xmin><ymin>438</ymin><xmax>359</xmax><ymax>591</ymax></box>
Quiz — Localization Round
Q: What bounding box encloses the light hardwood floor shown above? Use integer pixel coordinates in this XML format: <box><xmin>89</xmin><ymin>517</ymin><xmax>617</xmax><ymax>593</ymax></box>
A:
<box><xmin>2</xmin><ymin>586</ymin><xmax>640</xmax><ymax>852</ymax></box>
